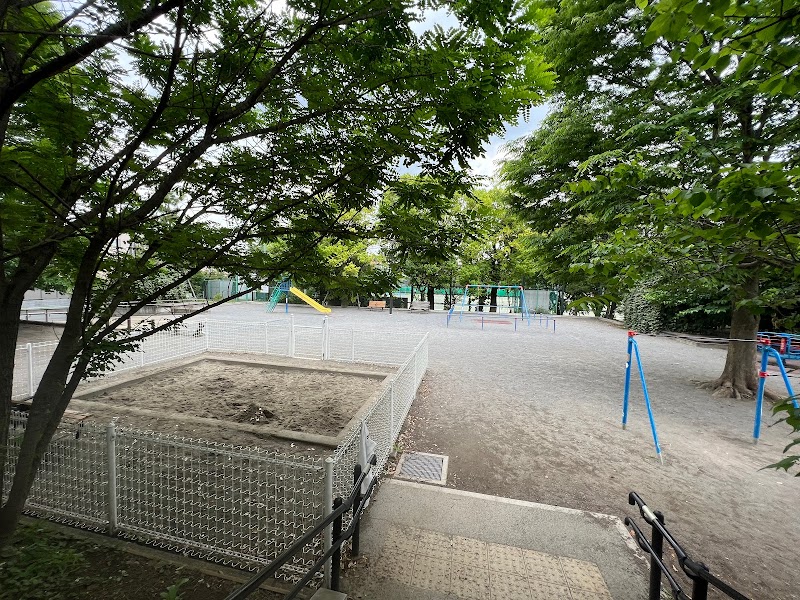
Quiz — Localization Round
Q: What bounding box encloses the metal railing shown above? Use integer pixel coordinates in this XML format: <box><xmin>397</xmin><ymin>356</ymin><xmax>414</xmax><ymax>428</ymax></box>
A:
<box><xmin>225</xmin><ymin>455</ymin><xmax>378</xmax><ymax>600</ymax></box>
<box><xmin>12</xmin><ymin>319</ymin><xmax>426</xmax><ymax>400</ymax></box>
<box><xmin>625</xmin><ymin>492</ymin><xmax>751</xmax><ymax>600</ymax></box>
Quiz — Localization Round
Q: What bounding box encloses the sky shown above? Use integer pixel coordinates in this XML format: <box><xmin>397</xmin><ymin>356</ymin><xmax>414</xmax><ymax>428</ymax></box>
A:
<box><xmin>468</xmin><ymin>105</ymin><xmax>550</xmax><ymax>182</ymax></box>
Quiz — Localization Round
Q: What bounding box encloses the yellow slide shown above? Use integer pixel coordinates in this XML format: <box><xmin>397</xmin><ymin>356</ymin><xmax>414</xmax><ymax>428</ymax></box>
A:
<box><xmin>289</xmin><ymin>286</ymin><xmax>331</xmax><ymax>314</ymax></box>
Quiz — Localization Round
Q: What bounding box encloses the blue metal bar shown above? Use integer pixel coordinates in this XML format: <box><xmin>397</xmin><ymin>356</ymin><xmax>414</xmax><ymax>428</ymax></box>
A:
<box><xmin>754</xmin><ymin>346</ymin><xmax>799</xmax><ymax>442</ymax></box>
<box><xmin>630</xmin><ymin>336</ymin><xmax>663</xmax><ymax>462</ymax></box>
<box><xmin>753</xmin><ymin>348</ymin><xmax>769</xmax><ymax>442</ymax></box>
<box><xmin>623</xmin><ymin>334</ymin><xmax>633</xmax><ymax>429</ymax></box>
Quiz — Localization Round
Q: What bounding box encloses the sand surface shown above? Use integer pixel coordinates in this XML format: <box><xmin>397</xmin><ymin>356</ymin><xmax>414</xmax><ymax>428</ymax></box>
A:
<box><xmin>77</xmin><ymin>359</ymin><xmax>382</xmax><ymax>439</ymax></box>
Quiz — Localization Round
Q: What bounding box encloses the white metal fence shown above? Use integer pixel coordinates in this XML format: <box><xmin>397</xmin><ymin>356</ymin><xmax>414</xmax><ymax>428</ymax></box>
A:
<box><xmin>4</xmin><ymin>319</ymin><xmax>428</xmax><ymax>581</ymax></box>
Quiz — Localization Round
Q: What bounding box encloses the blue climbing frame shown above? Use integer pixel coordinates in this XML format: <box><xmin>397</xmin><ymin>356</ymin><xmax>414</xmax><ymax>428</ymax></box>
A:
<box><xmin>622</xmin><ymin>331</ymin><xmax>664</xmax><ymax>463</ymax></box>
<box><xmin>753</xmin><ymin>337</ymin><xmax>799</xmax><ymax>442</ymax></box>
<box><xmin>757</xmin><ymin>331</ymin><xmax>800</xmax><ymax>361</ymax></box>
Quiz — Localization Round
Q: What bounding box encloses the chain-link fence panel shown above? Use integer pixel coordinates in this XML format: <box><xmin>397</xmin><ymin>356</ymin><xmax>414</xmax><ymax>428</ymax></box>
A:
<box><xmin>4</xmin><ymin>412</ymin><xmax>108</xmax><ymax>530</ymax></box>
<box><xmin>294</xmin><ymin>326</ymin><xmax>324</xmax><ymax>359</ymax></box>
<box><xmin>114</xmin><ymin>429</ymin><xmax>324</xmax><ymax>578</ymax></box>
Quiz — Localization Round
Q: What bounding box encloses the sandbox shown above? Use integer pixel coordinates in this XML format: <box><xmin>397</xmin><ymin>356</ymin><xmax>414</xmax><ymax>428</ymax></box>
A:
<box><xmin>71</xmin><ymin>354</ymin><xmax>391</xmax><ymax>449</ymax></box>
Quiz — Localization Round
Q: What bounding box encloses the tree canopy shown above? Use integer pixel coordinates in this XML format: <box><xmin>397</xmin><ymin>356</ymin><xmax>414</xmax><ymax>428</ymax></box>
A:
<box><xmin>0</xmin><ymin>0</ymin><xmax>553</xmax><ymax>545</ymax></box>
<box><xmin>502</xmin><ymin>0</ymin><xmax>800</xmax><ymax>397</ymax></box>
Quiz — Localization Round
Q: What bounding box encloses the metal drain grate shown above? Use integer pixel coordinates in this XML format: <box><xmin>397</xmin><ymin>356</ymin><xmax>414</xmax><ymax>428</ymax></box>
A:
<box><xmin>396</xmin><ymin>451</ymin><xmax>448</xmax><ymax>485</ymax></box>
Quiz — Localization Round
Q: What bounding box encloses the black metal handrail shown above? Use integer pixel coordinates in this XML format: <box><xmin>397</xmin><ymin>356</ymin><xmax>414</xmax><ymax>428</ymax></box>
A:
<box><xmin>625</xmin><ymin>492</ymin><xmax>751</xmax><ymax>600</ymax></box>
<box><xmin>225</xmin><ymin>455</ymin><xmax>378</xmax><ymax>600</ymax></box>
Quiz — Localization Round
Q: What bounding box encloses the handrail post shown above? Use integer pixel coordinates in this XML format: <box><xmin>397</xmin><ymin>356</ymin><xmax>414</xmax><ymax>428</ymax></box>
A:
<box><xmin>691</xmin><ymin>566</ymin><xmax>710</xmax><ymax>600</ymax></box>
<box><xmin>331</xmin><ymin>497</ymin><xmax>343</xmax><ymax>591</ymax></box>
<box><xmin>648</xmin><ymin>510</ymin><xmax>664</xmax><ymax>600</ymax></box>
<box><xmin>323</xmin><ymin>458</ymin><xmax>334</xmax><ymax>587</ymax></box>
<box><xmin>352</xmin><ymin>464</ymin><xmax>363</xmax><ymax>556</ymax></box>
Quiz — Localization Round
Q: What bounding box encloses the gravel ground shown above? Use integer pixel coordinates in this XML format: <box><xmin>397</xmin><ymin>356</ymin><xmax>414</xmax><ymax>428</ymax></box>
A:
<box><xmin>19</xmin><ymin>304</ymin><xmax>799</xmax><ymax>599</ymax></box>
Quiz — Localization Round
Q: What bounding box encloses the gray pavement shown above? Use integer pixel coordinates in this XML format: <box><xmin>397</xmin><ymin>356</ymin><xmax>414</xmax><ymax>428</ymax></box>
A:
<box><xmin>341</xmin><ymin>479</ymin><xmax>646</xmax><ymax>600</ymax></box>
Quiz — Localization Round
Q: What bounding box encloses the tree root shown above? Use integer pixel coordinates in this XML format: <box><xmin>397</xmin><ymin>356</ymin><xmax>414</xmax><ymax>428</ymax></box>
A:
<box><xmin>700</xmin><ymin>379</ymin><xmax>781</xmax><ymax>401</ymax></box>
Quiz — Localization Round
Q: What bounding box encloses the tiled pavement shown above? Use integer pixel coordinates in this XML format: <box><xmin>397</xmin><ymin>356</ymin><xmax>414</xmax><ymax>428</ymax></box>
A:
<box><xmin>342</xmin><ymin>480</ymin><xmax>645</xmax><ymax>600</ymax></box>
<box><xmin>371</xmin><ymin>525</ymin><xmax>613</xmax><ymax>600</ymax></box>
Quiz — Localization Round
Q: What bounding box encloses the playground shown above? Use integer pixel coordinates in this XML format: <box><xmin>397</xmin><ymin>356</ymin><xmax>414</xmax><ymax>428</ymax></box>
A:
<box><xmin>15</xmin><ymin>306</ymin><xmax>799</xmax><ymax>598</ymax></box>
<box><xmin>192</xmin><ymin>303</ymin><xmax>798</xmax><ymax>599</ymax></box>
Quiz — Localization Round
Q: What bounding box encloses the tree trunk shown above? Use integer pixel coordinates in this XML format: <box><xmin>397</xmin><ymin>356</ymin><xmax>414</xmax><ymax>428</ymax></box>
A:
<box><xmin>711</xmin><ymin>270</ymin><xmax>759</xmax><ymax>399</ymax></box>
<box><xmin>489</xmin><ymin>287</ymin><xmax>498</xmax><ymax>313</ymax></box>
<box><xmin>0</xmin><ymin>342</ymin><xmax>85</xmax><ymax>547</ymax></box>
<box><xmin>604</xmin><ymin>301</ymin><xmax>617</xmax><ymax>320</ymax></box>
<box><xmin>427</xmin><ymin>285</ymin><xmax>435</xmax><ymax>310</ymax></box>
<box><xmin>0</xmin><ymin>292</ymin><xmax>26</xmax><ymax>504</ymax></box>
<box><xmin>0</xmin><ymin>242</ymin><xmax>98</xmax><ymax>548</ymax></box>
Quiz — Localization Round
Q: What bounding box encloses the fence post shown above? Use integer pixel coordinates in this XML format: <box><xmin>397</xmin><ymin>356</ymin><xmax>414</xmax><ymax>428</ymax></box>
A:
<box><xmin>265</xmin><ymin>322</ymin><xmax>269</xmax><ymax>355</ymax></box>
<box><xmin>26</xmin><ymin>343</ymin><xmax>34</xmax><ymax>396</ymax></box>
<box><xmin>390</xmin><ymin>381</ymin><xmax>395</xmax><ymax>438</ymax></box>
<box><xmin>323</xmin><ymin>457</ymin><xmax>334</xmax><ymax>587</ymax></box>
<box><xmin>331</xmin><ymin>497</ymin><xmax>343</xmax><ymax>591</ymax></box>
<box><xmin>352</xmin><ymin>464</ymin><xmax>363</xmax><ymax>556</ymax></box>
<box><xmin>290</xmin><ymin>314</ymin><xmax>295</xmax><ymax>357</ymax></box>
<box><xmin>106</xmin><ymin>423</ymin><xmax>118</xmax><ymax>534</ymax></box>
<box><xmin>322</xmin><ymin>317</ymin><xmax>328</xmax><ymax>360</ymax></box>
<box><xmin>648</xmin><ymin>511</ymin><xmax>664</xmax><ymax>600</ymax></box>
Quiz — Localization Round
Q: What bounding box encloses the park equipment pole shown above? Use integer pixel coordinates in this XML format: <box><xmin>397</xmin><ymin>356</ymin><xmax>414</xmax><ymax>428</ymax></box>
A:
<box><xmin>623</xmin><ymin>332</ymin><xmax>663</xmax><ymax>463</ymax></box>
<box><xmin>753</xmin><ymin>348</ymin><xmax>770</xmax><ymax>443</ymax></box>
<box><xmin>623</xmin><ymin>332</ymin><xmax>634</xmax><ymax>430</ymax></box>
<box><xmin>753</xmin><ymin>345</ymin><xmax>799</xmax><ymax>442</ymax></box>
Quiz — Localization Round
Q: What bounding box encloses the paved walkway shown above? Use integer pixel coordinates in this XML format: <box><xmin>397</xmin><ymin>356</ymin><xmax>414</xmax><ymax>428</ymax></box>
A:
<box><xmin>341</xmin><ymin>480</ymin><xmax>646</xmax><ymax>600</ymax></box>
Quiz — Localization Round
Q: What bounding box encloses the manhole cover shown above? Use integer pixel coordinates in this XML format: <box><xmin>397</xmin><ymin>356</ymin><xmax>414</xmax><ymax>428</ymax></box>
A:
<box><xmin>396</xmin><ymin>451</ymin><xmax>448</xmax><ymax>485</ymax></box>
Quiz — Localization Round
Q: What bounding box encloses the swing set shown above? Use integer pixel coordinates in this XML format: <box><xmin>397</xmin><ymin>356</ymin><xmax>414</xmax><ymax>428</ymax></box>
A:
<box><xmin>623</xmin><ymin>330</ymin><xmax>800</xmax><ymax>458</ymax></box>
<box><xmin>445</xmin><ymin>284</ymin><xmax>557</xmax><ymax>332</ymax></box>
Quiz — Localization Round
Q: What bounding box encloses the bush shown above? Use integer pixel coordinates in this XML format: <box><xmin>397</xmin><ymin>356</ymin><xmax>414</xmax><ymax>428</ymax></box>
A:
<box><xmin>623</xmin><ymin>282</ymin><xmax>665</xmax><ymax>333</ymax></box>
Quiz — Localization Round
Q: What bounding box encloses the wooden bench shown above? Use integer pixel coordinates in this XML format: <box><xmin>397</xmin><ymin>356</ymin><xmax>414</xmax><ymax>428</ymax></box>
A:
<box><xmin>367</xmin><ymin>300</ymin><xmax>387</xmax><ymax>310</ymax></box>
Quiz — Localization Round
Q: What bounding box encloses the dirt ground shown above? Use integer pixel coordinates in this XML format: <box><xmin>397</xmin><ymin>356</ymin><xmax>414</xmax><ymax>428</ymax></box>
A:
<box><xmin>396</xmin><ymin>315</ymin><xmax>798</xmax><ymax>600</ymax></box>
<box><xmin>0</xmin><ymin>519</ymin><xmax>288</xmax><ymax>600</ymax></box>
<box><xmin>76</xmin><ymin>358</ymin><xmax>382</xmax><ymax>438</ymax></box>
<box><xmin>15</xmin><ymin>312</ymin><xmax>800</xmax><ymax>599</ymax></box>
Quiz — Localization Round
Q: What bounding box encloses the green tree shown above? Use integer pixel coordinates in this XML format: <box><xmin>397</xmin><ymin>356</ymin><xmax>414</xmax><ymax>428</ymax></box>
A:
<box><xmin>0</xmin><ymin>0</ymin><xmax>552</xmax><ymax>545</ymax></box>
<box><xmin>502</xmin><ymin>100</ymin><xmax>634</xmax><ymax>316</ymax></box>
<box><xmin>454</xmin><ymin>188</ymin><xmax>534</xmax><ymax>310</ymax></box>
<box><xmin>378</xmin><ymin>175</ymin><xmax>480</xmax><ymax>309</ymax></box>
<box><xmin>504</xmin><ymin>0</ymin><xmax>799</xmax><ymax>397</ymax></box>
